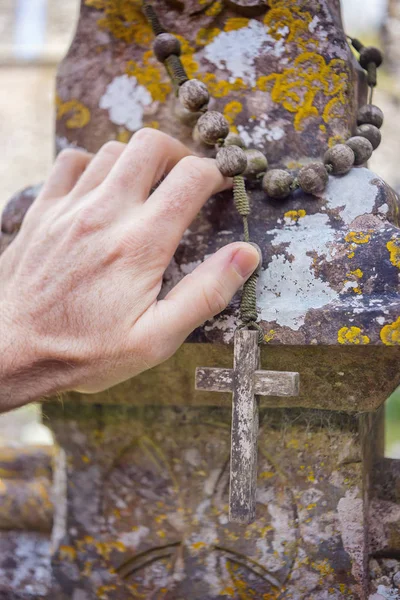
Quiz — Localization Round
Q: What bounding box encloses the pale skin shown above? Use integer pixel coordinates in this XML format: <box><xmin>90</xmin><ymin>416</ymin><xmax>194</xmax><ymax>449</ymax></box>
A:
<box><xmin>0</xmin><ymin>129</ymin><xmax>259</xmax><ymax>413</ymax></box>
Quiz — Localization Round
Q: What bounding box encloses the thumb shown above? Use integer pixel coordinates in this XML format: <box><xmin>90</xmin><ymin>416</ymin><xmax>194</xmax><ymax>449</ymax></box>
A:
<box><xmin>152</xmin><ymin>242</ymin><xmax>260</xmax><ymax>348</ymax></box>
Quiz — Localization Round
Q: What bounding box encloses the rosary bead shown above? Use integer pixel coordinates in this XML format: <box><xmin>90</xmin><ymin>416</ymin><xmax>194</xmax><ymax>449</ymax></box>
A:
<box><xmin>359</xmin><ymin>46</ymin><xmax>383</xmax><ymax>69</ymax></box>
<box><xmin>298</xmin><ymin>162</ymin><xmax>328</xmax><ymax>195</ymax></box>
<box><xmin>355</xmin><ymin>124</ymin><xmax>382</xmax><ymax>150</ymax></box>
<box><xmin>262</xmin><ymin>169</ymin><xmax>293</xmax><ymax>199</ymax></box>
<box><xmin>153</xmin><ymin>33</ymin><xmax>181</xmax><ymax>62</ymax></box>
<box><xmin>197</xmin><ymin>111</ymin><xmax>229</xmax><ymax>145</ymax></box>
<box><xmin>216</xmin><ymin>146</ymin><xmax>247</xmax><ymax>177</ymax></box>
<box><xmin>224</xmin><ymin>133</ymin><xmax>246</xmax><ymax>148</ymax></box>
<box><xmin>323</xmin><ymin>144</ymin><xmax>355</xmax><ymax>175</ymax></box>
<box><xmin>346</xmin><ymin>136</ymin><xmax>373</xmax><ymax>165</ymax></box>
<box><xmin>178</xmin><ymin>79</ymin><xmax>209</xmax><ymax>112</ymax></box>
<box><xmin>357</xmin><ymin>104</ymin><xmax>384</xmax><ymax>129</ymax></box>
<box><xmin>243</xmin><ymin>149</ymin><xmax>268</xmax><ymax>178</ymax></box>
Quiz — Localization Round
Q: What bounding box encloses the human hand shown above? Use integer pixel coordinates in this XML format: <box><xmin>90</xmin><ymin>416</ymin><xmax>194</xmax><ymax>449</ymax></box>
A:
<box><xmin>0</xmin><ymin>129</ymin><xmax>259</xmax><ymax>410</ymax></box>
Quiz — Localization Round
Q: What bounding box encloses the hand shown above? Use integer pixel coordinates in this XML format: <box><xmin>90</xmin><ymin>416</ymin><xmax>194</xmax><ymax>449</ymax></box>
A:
<box><xmin>0</xmin><ymin>129</ymin><xmax>259</xmax><ymax>410</ymax></box>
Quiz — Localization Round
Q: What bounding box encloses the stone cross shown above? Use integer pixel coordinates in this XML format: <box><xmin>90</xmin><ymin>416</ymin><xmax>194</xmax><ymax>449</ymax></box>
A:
<box><xmin>196</xmin><ymin>329</ymin><xmax>300</xmax><ymax>524</ymax></box>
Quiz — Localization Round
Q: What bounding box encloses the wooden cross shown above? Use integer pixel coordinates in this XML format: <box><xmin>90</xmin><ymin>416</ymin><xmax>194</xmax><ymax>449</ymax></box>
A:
<box><xmin>195</xmin><ymin>329</ymin><xmax>300</xmax><ymax>524</ymax></box>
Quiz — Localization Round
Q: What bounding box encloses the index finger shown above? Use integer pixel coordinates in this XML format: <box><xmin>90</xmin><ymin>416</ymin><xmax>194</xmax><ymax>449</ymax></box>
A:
<box><xmin>142</xmin><ymin>155</ymin><xmax>232</xmax><ymax>256</ymax></box>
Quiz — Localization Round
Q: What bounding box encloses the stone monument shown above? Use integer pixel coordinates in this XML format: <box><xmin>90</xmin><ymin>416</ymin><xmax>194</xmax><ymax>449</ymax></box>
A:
<box><xmin>1</xmin><ymin>1</ymin><xmax>400</xmax><ymax>598</ymax></box>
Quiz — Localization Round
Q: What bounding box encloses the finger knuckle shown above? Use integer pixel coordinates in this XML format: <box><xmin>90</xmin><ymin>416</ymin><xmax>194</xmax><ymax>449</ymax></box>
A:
<box><xmin>56</xmin><ymin>148</ymin><xmax>88</xmax><ymax>165</ymax></box>
<box><xmin>178</xmin><ymin>155</ymin><xmax>207</xmax><ymax>179</ymax></box>
<box><xmin>202</xmin><ymin>281</ymin><xmax>229</xmax><ymax>316</ymax></box>
<box><xmin>132</xmin><ymin>127</ymin><xmax>161</xmax><ymax>145</ymax></box>
<box><xmin>101</xmin><ymin>140</ymin><xmax>126</xmax><ymax>156</ymax></box>
<box><xmin>70</xmin><ymin>205</ymin><xmax>107</xmax><ymax>238</ymax></box>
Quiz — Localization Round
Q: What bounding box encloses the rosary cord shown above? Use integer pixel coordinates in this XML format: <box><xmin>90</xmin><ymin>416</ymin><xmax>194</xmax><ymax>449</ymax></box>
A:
<box><xmin>143</xmin><ymin>1</ymin><xmax>188</xmax><ymax>88</ymax></box>
<box><xmin>142</xmin><ymin>2</ymin><xmax>165</xmax><ymax>35</ymax></box>
<box><xmin>165</xmin><ymin>55</ymin><xmax>189</xmax><ymax>87</ymax></box>
<box><xmin>143</xmin><ymin>0</ymin><xmax>264</xmax><ymax>344</ymax></box>
<box><xmin>233</xmin><ymin>175</ymin><xmax>263</xmax><ymax>342</ymax></box>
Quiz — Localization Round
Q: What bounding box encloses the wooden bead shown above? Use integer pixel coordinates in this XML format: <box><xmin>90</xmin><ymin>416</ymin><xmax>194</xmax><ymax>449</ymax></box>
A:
<box><xmin>197</xmin><ymin>111</ymin><xmax>229</xmax><ymax>145</ymax></box>
<box><xmin>355</xmin><ymin>124</ymin><xmax>382</xmax><ymax>150</ymax></box>
<box><xmin>323</xmin><ymin>144</ymin><xmax>354</xmax><ymax>175</ymax></box>
<box><xmin>224</xmin><ymin>133</ymin><xmax>246</xmax><ymax>148</ymax></box>
<box><xmin>357</xmin><ymin>104</ymin><xmax>384</xmax><ymax>129</ymax></box>
<box><xmin>153</xmin><ymin>33</ymin><xmax>181</xmax><ymax>62</ymax></box>
<box><xmin>359</xmin><ymin>46</ymin><xmax>383</xmax><ymax>69</ymax></box>
<box><xmin>346</xmin><ymin>136</ymin><xmax>373</xmax><ymax>165</ymax></box>
<box><xmin>178</xmin><ymin>79</ymin><xmax>209</xmax><ymax>112</ymax></box>
<box><xmin>243</xmin><ymin>149</ymin><xmax>268</xmax><ymax>178</ymax></box>
<box><xmin>298</xmin><ymin>162</ymin><xmax>328</xmax><ymax>195</ymax></box>
<box><xmin>262</xmin><ymin>169</ymin><xmax>293</xmax><ymax>199</ymax></box>
<box><xmin>216</xmin><ymin>146</ymin><xmax>247</xmax><ymax>177</ymax></box>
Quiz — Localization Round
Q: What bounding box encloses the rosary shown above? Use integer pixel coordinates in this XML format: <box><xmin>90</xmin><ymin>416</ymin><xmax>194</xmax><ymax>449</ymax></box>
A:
<box><xmin>142</xmin><ymin>2</ymin><xmax>384</xmax><ymax>523</ymax></box>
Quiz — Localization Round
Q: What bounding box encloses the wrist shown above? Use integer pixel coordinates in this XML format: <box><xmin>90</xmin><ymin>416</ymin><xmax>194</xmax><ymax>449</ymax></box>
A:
<box><xmin>0</xmin><ymin>301</ymin><xmax>72</xmax><ymax>411</ymax></box>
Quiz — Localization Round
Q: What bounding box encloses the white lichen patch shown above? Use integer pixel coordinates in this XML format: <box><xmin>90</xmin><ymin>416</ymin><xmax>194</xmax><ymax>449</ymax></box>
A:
<box><xmin>238</xmin><ymin>117</ymin><xmax>285</xmax><ymax>149</ymax></box>
<box><xmin>99</xmin><ymin>74</ymin><xmax>152</xmax><ymax>131</ymax></box>
<box><xmin>204</xmin><ymin>20</ymin><xmax>271</xmax><ymax>86</ymax></box>
<box><xmin>204</xmin><ymin>19</ymin><xmax>289</xmax><ymax>87</ymax></box>
<box><xmin>325</xmin><ymin>168</ymin><xmax>381</xmax><ymax>225</ymax></box>
<box><xmin>119</xmin><ymin>525</ymin><xmax>149</xmax><ymax>548</ymax></box>
<box><xmin>258</xmin><ymin>213</ymin><xmax>338</xmax><ymax>330</ymax></box>
<box><xmin>55</xmin><ymin>136</ymin><xmax>86</xmax><ymax>154</ymax></box>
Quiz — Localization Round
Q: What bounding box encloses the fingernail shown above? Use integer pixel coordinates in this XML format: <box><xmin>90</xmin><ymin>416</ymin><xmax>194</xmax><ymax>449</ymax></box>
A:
<box><xmin>231</xmin><ymin>245</ymin><xmax>261</xmax><ymax>279</ymax></box>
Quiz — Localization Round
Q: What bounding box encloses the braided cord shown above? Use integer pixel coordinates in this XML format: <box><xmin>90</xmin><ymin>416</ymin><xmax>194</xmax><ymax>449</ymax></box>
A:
<box><xmin>143</xmin><ymin>2</ymin><xmax>262</xmax><ymax>344</ymax></box>
<box><xmin>165</xmin><ymin>55</ymin><xmax>189</xmax><ymax>88</ymax></box>
<box><xmin>143</xmin><ymin>1</ymin><xmax>188</xmax><ymax>89</ymax></box>
<box><xmin>233</xmin><ymin>176</ymin><xmax>263</xmax><ymax>343</ymax></box>
<box><xmin>142</xmin><ymin>2</ymin><xmax>165</xmax><ymax>35</ymax></box>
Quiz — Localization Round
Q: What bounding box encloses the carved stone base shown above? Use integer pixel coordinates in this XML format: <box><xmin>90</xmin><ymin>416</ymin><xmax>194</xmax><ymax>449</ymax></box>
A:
<box><xmin>46</xmin><ymin>402</ymin><xmax>367</xmax><ymax>599</ymax></box>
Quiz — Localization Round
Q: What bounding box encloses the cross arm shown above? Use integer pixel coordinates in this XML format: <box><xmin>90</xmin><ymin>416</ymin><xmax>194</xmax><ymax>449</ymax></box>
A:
<box><xmin>195</xmin><ymin>367</ymin><xmax>299</xmax><ymax>398</ymax></box>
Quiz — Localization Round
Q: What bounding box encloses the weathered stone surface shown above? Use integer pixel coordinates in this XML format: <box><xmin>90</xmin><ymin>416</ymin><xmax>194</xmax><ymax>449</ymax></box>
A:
<box><xmin>0</xmin><ymin>446</ymin><xmax>54</xmax><ymax>532</ymax></box>
<box><xmin>46</xmin><ymin>401</ymin><xmax>367</xmax><ymax>599</ymax></box>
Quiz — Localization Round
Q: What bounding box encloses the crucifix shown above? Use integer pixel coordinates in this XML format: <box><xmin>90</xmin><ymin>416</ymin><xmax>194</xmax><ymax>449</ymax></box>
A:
<box><xmin>196</xmin><ymin>329</ymin><xmax>300</xmax><ymax>524</ymax></box>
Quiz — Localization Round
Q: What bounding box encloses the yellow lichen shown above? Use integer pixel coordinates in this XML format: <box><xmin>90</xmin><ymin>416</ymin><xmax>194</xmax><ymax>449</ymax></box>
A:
<box><xmin>256</xmin><ymin>2</ymin><xmax>350</xmax><ymax>131</ymax></box>
<box><xmin>257</xmin><ymin>52</ymin><xmax>349</xmax><ymax>132</ymax></box>
<box><xmin>264</xmin><ymin>329</ymin><xmax>276</xmax><ymax>343</ymax></box>
<box><xmin>192</xmin><ymin>541</ymin><xmax>207</xmax><ymax>550</ymax></box>
<box><xmin>59</xmin><ymin>545</ymin><xmax>76</xmax><ymax>561</ymax></box>
<box><xmin>347</xmin><ymin>268</ymin><xmax>363</xmax><ymax>278</ymax></box>
<box><xmin>85</xmin><ymin>0</ymin><xmax>152</xmax><ymax>46</ymax></box>
<box><xmin>338</xmin><ymin>326</ymin><xmax>370</xmax><ymax>345</ymax></box>
<box><xmin>284</xmin><ymin>209</ymin><xmax>306</xmax><ymax>222</ymax></box>
<box><xmin>260</xmin><ymin>470</ymin><xmax>275</xmax><ymax>479</ymax></box>
<box><xmin>116</xmin><ymin>128</ymin><xmax>132</xmax><ymax>144</ymax></box>
<box><xmin>56</xmin><ymin>96</ymin><xmax>91</xmax><ymax>129</ymax></box>
<box><xmin>199</xmin><ymin>72</ymin><xmax>247</xmax><ymax>98</ymax></box>
<box><xmin>224</xmin><ymin>17</ymin><xmax>250</xmax><ymax>32</ymax></box>
<box><xmin>347</xmin><ymin>251</ymin><xmax>355</xmax><ymax>259</ymax></box>
<box><xmin>205</xmin><ymin>0</ymin><xmax>223</xmax><ymax>17</ymax></box>
<box><xmin>157</xmin><ymin>529</ymin><xmax>166</xmax><ymax>538</ymax></box>
<box><xmin>96</xmin><ymin>585</ymin><xmax>117</xmax><ymax>599</ymax></box>
<box><xmin>344</xmin><ymin>231</ymin><xmax>371</xmax><ymax>244</ymax></box>
<box><xmin>387</xmin><ymin>239</ymin><xmax>400</xmax><ymax>268</ymax></box>
<box><xmin>196</xmin><ymin>27</ymin><xmax>220</xmax><ymax>47</ymax></box>
<box><xmin>328</xmin><ymin>134</ymin><xmax>345</xmax><ymax>147</ymax></box>
<box><xmin>126</xmin><ymin>51</ymin><xmax>171</xmax><ymax>103</ymax></box>
<box><xmin>380</xmin><ymin>318</ymin><xmax>400</xmax><ymax>346</ymax></box>
<box><xmin>223</xmin><ymin>100</ymin><xmax>243</xmax><ymax>133</ymax></box>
